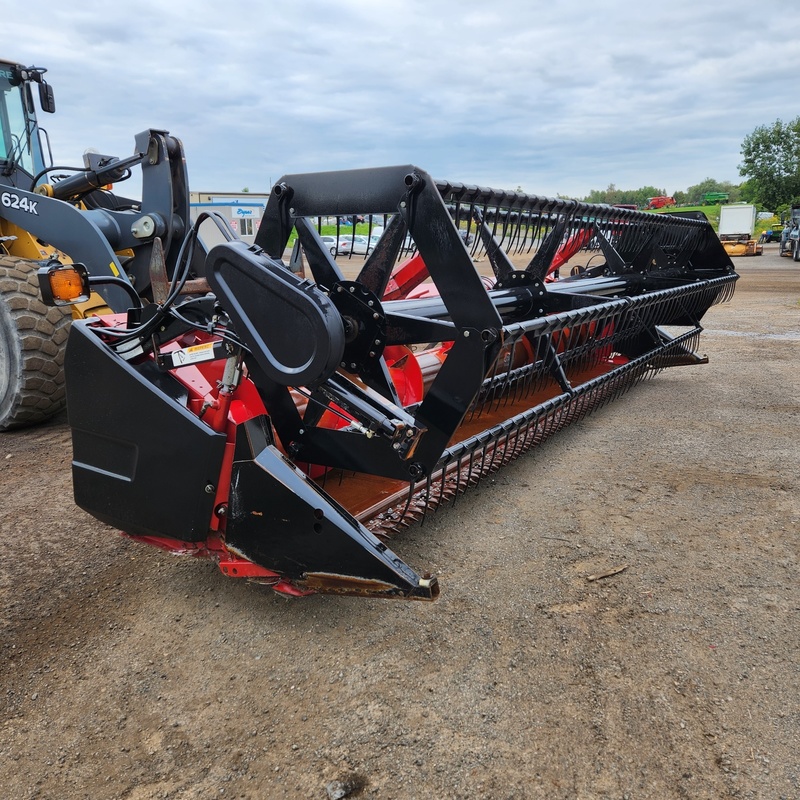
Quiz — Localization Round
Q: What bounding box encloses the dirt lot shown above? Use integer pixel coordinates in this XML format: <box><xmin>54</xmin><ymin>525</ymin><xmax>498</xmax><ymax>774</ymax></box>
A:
<box><xmin>1</xmin><ymin>244</ymin><xmax>798</xmax><ymax>800</ymax></box>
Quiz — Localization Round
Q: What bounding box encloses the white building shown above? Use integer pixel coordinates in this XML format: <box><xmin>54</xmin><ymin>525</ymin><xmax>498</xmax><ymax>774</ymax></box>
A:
<box><xmin>189</xmin><ymin>191</ymin><xmax>271</xmax><ymax>248</ymax></box>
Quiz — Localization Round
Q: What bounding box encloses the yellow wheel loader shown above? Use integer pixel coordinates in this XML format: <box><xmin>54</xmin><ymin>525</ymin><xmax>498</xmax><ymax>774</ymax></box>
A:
<box><xmin>0</xmin><ymin>58</ymin><xmax>192</xmax><ymax>429</ymax></box>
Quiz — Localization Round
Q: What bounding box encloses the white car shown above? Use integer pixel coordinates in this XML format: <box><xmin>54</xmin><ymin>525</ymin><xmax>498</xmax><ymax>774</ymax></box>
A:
<box><xmin>319</xmin><ymin>235</ymin><xmax>345</xmax><ymax>256</ymax></box>
<box><xmin>339</xmin><ymin>234</ymin><xmax>381</xmax><ymax>255</ymax></box>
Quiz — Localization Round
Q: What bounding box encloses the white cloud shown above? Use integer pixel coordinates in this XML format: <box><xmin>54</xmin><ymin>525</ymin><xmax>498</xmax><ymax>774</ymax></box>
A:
<box><xmin>6</xmin><ymin>0</ymin><xmax>799</xmax><ymax>199</ymax></box>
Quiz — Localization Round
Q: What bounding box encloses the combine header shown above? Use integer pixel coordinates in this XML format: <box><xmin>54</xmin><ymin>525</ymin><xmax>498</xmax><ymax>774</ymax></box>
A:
<box><xmin>52</xmin><ymin>166</ymin><xmax>737</xmax><ymax>599</ymax></box>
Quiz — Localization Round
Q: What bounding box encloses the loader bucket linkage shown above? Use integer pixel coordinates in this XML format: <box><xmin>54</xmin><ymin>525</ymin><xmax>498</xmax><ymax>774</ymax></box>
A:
<box><xmin>65</xmin><ymin>166</ymin><xmax>737</xmax><ymax>599</ymax></box>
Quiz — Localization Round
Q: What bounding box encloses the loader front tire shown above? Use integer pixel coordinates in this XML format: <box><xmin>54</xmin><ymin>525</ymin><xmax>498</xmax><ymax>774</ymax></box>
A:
<box><xmin>0</xmin><ymin>256</ymin><xmax>72</xmax><ymax>431</ymax></box>
<box><xmin>793</xmin><ymin>242</ymin><xmax>800</xmax><ymax>262</ymax></box>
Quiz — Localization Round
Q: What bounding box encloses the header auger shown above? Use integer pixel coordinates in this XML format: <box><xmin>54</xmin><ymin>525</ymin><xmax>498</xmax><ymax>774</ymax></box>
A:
<box><xmin>55</xmin><ymin>164</ymin><xmax>737</xmax><ymax>600</ymax></box>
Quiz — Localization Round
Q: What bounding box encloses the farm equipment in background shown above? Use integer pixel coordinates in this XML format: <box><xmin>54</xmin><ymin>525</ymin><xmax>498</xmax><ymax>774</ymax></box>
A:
<box><xmin>760</xmin><ymin>224</ymin><xmax>783</xmax><ymax>244</ymax></box>
<box><xmin>718</xmin><ymin>204</ymin><xmax>763</xmax><ymax>257</ymax></box>
<box><xmin>702</xmin><ymin>192</ymin><xmax>729</xmax><ymax>205</ymax></box>
<box><xmin>646</xmin><ymin>196</ymin><xmax>676</xmax><ymax>210</ymax></box>
<box><xmin>45</xmin><ymin>168</ymin><xmax>738</xmax><ymax>600</ymax></box>
<box><xmin>779</xmin><ymin>204</ymin><xmax>800</xmax><ymax>261</ymax></box>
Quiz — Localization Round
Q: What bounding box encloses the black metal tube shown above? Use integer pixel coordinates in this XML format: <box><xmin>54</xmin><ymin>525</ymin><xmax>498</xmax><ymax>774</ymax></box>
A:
<box><xmin>49</xmin><ymin>152</ymin><xmax>144</xmax><ymax>201</ymax></box>
<box><xmin>87</xmin><ymin>275</ymin><xmax>142</xmax><ymax>308</ymax></box>
<box><xmin>382</xmin><ymin>275</ymin><xmax>632</xmax><ymax>325</ymax></box>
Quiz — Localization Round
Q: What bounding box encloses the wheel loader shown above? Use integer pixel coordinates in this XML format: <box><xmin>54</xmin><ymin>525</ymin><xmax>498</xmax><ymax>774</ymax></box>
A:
<box><xmin>4</xmin><ymin>60</ymin><xmax>739</xmax><ymax>600</ymax></box>
<box><xmin>0</xmin><ymin>58</ymin><xmax>192</xmax><ymax>430</ymax></box>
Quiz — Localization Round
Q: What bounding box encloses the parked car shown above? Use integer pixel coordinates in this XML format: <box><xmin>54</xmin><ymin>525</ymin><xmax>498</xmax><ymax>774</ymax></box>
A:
<box><xmin>336</xmin><ymin>215</ymin><xmax>365</xmax><ymax>226</ymax></box>
<box><xmin>339</xmin><ymin>234</ymin><xmax>381</xmax><ymax>255</ymax></box>
<box><xmin>319</xmin><ymin>235</ymin><xmax>343</xmax><ymax>256</ymax></box>
<box><xmin>338</xmin><ymin>235</ymin><xmax>369</xmax><ymax>255</ymax></box>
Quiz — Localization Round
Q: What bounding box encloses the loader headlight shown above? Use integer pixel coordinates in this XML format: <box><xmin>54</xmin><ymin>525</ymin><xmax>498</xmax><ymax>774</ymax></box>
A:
<box><xmin>37</xmin><ymin>262</ymin><xmax>91</xmax><ymax>306</ymax></box>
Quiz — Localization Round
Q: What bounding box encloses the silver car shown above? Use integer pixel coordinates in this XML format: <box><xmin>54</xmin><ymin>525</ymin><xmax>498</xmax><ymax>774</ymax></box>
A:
<box><xmin>319</xmin><ymin>235</ymin><xmax>346</xmax><ymax>256</ymax></box>
<box><xmin>339</xmin><ymin>235</ymin><xmax>374</xmax><ymax>255</ymax></box>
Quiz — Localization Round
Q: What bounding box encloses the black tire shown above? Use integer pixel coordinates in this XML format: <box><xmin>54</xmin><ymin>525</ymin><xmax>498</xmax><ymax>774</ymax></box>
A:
<box><xmin>794</xmin><ymin>242</ymin><xmax>800</xmax><ymax>262</ymax></box>
<box><xmin>330</xmin><ymin>247</ymin><xmax>337</xmax><ymax>257</ymax></box>
<box><xmin>0</xmin><ymin>255</ymin><xmax>72</xmax><ymax>431</ymax></box>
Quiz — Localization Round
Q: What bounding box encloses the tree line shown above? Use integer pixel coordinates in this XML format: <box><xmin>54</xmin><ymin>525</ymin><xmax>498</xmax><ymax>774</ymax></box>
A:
<box><xmin>580</xmin><ymin>117</ymin><xmax>800</xmax><ymax>213</ymax></box>
<box><xmin>580</xmin><ymin>179</ymin><xmax>742</xmax><ymax>208</ymax></box>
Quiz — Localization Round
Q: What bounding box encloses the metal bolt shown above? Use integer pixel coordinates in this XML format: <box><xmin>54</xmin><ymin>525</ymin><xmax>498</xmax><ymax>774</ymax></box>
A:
<box><xmin>204</xmin><ymin>484</ymin><xmax>215</xmax><ymax>495</ymax></box>
<box><xmin>400</xmin><ymin>201</ymin><xmax>407</xmax><ymax>208</ymax></box>
<box><xmin>373</xmin><ymin>312</ymin><xmax>380</xmax><ymax>320</ymax></box>
<box><xmin>374</xmin><ymin>339</ymin><xmax>381</xmax><ymax>345</ymax></box>
<box><xmin>463</xmin><ymin>330</ymin><xmax>470</xmax><ymax>337</ymax></box>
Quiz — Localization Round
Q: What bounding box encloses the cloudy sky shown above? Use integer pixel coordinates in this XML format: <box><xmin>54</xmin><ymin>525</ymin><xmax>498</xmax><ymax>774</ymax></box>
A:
<box><xmin>7</xmin><ymin>1</ymin><xmax>797</xmax><ymax>199</ymax></box>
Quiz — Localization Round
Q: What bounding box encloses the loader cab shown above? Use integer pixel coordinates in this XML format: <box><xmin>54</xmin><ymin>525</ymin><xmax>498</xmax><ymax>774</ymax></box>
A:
<box><xmin>0</xmin><ymin>61</ymin><xmax>53</xmax><ymax>186</ymax></box>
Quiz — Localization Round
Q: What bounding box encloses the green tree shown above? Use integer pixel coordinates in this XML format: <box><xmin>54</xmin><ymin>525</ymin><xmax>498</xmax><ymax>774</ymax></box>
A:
<box><xmin>685</xmin><ymin>178</ymin><xmax>741</xmax><ymax>205</ymax></box>
<box><xmin>738</xmin><ymin>178</ymin><xmax>757</xmax><ymax>203</ymax></box>
<box><xmin>739</xmin><ymin>118</ymin><xmax>800</xmax><ymax>210</ymax></box>
<box><xmin>581</xmin><ymin>184</ymin><xmax>667</xmax><ymax>208</ymax></box>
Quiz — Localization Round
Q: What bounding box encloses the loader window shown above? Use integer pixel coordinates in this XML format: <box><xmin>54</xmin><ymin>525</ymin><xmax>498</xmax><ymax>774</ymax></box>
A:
<box><xmin>0</xmin><ymin>71</ymin><xmax>44</xmax><ymax>178</ymax></box>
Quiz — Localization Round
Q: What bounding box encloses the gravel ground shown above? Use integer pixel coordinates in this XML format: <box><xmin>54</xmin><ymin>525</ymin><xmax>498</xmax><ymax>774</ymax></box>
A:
<box><xmin>0</xmin><ymin>243</ymin><xmax>798</xmax><ymax>799</ymax></box>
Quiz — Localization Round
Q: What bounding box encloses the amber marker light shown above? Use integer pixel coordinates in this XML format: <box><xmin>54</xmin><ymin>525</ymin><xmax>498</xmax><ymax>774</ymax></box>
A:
<box><xmin>37</xmin><ymin>263</ymin><xmax>91</xmax><ymax>306</ymax></box>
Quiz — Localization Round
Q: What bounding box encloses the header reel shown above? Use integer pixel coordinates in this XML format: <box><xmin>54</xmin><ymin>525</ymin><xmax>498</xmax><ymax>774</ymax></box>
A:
<box><xmin>61</xmin><ymin>165</ymin><xmax>737</xmax><ymax>599</ymax></box>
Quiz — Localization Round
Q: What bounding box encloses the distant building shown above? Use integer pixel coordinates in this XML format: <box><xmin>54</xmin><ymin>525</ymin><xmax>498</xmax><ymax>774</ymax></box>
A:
<box><xmin>189</xmin><ymin>190</ymin><xmax>271</xmax><ymax>247</ymax></box>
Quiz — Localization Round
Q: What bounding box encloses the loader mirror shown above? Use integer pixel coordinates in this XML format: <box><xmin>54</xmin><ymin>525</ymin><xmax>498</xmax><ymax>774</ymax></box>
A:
<box><xmin>38</xmin><ymin>81</ymin><xmax>55</xmax><ymax>113</ymax></box>
<box><xmin>37</xmin><ymin>263</ymin><xmax>90</xmax><ymax>306</ymax></box>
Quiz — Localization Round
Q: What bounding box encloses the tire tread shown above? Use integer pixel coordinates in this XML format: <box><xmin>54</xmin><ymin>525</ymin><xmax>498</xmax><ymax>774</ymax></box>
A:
<box><xmin>0</xmin><ymin>256</ymin><xmax>72</xmax><ymax>430</ymax></box>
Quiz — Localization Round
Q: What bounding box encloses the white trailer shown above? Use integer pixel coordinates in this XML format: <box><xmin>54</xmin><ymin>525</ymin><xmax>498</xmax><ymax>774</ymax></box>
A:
<box><xmin>718</xmin><ymin>204</ymin><xmax>762</xmax><ymax>256</ymax></box>
<box><xmin>718</xmin><ymin>204</ymin><xmax>757</xmax><ymax>237</ymax></box>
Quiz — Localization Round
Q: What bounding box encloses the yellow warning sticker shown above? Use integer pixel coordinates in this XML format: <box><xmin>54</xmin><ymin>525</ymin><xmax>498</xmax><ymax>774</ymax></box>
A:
<box><xmin>173</xmin><ymin>341</ymin><xmax>216</xmax><ymax>365</ymax></box>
